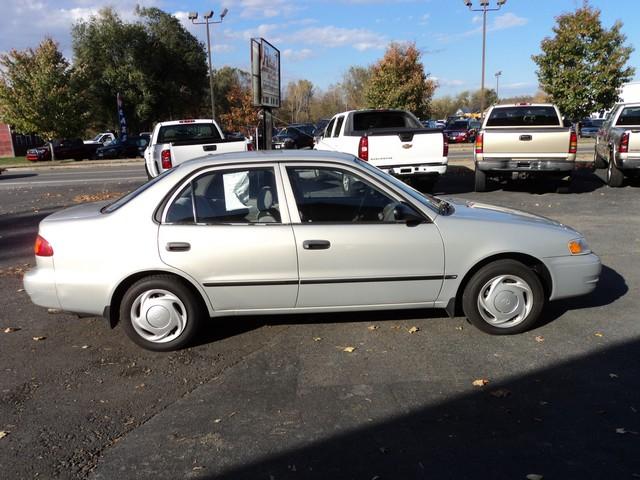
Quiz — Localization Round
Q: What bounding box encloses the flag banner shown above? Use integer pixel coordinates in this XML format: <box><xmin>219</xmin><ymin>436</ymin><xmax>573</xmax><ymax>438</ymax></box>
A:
<box><xmin>117</xmin><ymin>93</ymin><xmax>128</xmax><ymax>142</ymax></box>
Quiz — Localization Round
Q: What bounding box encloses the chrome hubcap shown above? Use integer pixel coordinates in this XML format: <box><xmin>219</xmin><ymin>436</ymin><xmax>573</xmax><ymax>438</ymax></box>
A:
<box><xmin>130</xmin><ymin>289</ymin><xmax>187</xmax><ymax>343</ymax></box>
<box><xmin>477</xmin><ymin>275</ymin><xmax>533</xmax><ymax>328</ymax></box>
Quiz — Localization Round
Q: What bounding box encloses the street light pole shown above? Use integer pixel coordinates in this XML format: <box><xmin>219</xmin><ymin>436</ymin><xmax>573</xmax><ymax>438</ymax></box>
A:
<box><xmin>463</xmin><ymin>0</ymin><xmax>507</xmax><ymax>118</ymax></box>
<box><xmin>495</xmin><ymin>70</ymin><xmax>502</xmax><ymax>101</ymax></box>
<box><xmin>189</xmin><ymin>9</ymin><xmax>228</xmax><ymax>120</ymax></box>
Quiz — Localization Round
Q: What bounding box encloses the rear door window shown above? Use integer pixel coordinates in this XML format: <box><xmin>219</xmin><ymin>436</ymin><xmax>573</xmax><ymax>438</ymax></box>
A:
<box><xmin>333</xmin><ymin>116</ymin><xmax>345</xmax><ymax>137</ymax></box>
<box><xmin>486</xmin><ymin>107</ymin><xmax>560</xmax><ymax>127</ymax></box>
<box><xmin>616</xmin><ymin>107</ymin><xmax>640</xmax><ymax>126</ymax></box>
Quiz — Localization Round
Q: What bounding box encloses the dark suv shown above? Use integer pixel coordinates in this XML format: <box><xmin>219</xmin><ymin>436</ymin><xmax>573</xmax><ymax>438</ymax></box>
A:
<box><xmin>443</xmin><ymin>119</ymin><xmax>476</xmax><ymax>143</ymax></box>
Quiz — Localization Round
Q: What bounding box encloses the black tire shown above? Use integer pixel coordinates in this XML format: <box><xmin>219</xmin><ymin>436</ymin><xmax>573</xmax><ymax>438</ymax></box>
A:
<box><xmin>606</xmin><ymin>152</ymin><xmax>624</xmax><ymax>187</ymax></box>
<box><xmin>474</xmin><ymin>167</ymin><xmax>487</xmax><ymax>192</ymax></box>
<box><xmin>593</xmin><ymin>147</ymin><xmax>606</xmax><ymax>169</ymax></box>
<box><xmin>119</xmin><ymin>275</ymin><xmax>205</xmax><ymax>351</ymax></box>
<box><xmin>462</xmin><ymin>259</ymin><xmax>545</xmax><ymax>335</ymax></box>
<box><xmin>144</xmin><ymin>163</ymin><xmax>153</xmax><ymax>181</ymax></box>
<box><xmin>412</xmin><ymin>175</ymin><xmax>437</xmax><ymax>193</ymax></box>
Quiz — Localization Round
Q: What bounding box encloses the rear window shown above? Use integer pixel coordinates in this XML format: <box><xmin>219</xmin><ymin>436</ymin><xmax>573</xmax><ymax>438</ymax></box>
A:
<box><xmin>157</xmin><ymin>123</ymin><xmax>222</xmax><ymax>143</ymax></box>
<box><xmin>616</xmin><ymin>107</ymin><xmax>640</xmax><ymax>126</ymax></box>
<box><xmin>486</xmin><ymin>106</ymin><xmax>560</xmax><ymax>127</ymax></box>
<box><xmin>353</xmin><ymin>111</ymin><xmax>421</xmax><ymax>131</ymax></box>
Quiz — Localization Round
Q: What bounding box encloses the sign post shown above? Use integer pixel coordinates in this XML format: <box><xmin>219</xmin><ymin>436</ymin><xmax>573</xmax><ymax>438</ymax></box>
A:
<box><xmin>251</xmin><ymin>38</ymin><xmax>281</xmax><ymax>150</ymax></box>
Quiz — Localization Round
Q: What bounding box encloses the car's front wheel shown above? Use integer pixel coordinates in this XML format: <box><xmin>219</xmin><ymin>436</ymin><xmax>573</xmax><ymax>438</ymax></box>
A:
<box><xmin>462</xmin><ymin>259</ymin><xmax>544</xmax><ymax>335</ymax></box>
<box><xmin>120</xmin><ymin>275</ymin><xmax>205</xmax><ymax>351</ymax></box>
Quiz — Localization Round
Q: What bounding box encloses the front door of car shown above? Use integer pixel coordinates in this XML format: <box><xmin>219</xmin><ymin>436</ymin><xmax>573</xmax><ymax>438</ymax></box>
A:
<box><xmin>158</xmin><ymin>165</ymin><xmax>299</xmax><ymax>312</ymax></box>
<box><xmin>282</xmin><ymin>164</ymin><xmax>445</xmax><ymax>308</ymax></box>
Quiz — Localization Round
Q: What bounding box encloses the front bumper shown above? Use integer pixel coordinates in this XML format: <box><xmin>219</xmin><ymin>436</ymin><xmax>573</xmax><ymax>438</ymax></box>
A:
<box><xmin>545</xmin><ymin>253</ymin><xmax>601</xmax><ymax>301</ymax></box>
<box><xmin>477</xmin><ymin>158</ymin><xmax>575</xmax><ymax>172</ymax></box>
<box><xmin>23</xmin><ymin>266</ymin><xmax>61</xmax><ymax>309</ymax></box>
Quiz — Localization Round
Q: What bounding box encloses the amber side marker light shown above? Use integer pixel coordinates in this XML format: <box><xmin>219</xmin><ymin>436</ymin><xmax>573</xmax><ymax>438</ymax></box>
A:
<box><xmin>568</xmin><ymin>239</ymin><xmax>589</xmax><ymax>255</ymax></box>
<box><xmin>35</xmin><ymin>235</ymin><xmax>54</xmax><ymax>257</ymax></box>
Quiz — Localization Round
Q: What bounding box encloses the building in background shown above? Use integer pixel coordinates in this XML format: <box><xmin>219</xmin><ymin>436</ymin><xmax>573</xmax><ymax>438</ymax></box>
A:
<box><xmin>0</xmin><ymin>123</ymin><xmax>44</xmax><ymax>158</ymax></box>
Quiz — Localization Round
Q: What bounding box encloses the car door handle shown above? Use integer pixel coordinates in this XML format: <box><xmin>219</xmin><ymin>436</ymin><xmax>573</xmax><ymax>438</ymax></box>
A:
<box><xmin>166</xmin><ymin>242</ymin><xmax>191</xmax><ymax>252</ymax></box>
<box><xmin>519</xmin><ymin>135</ymin><xmax>532</xmax><ymax>141</ymax></box>
<box><xmin>303</xmin><ymin>240</ymin><xmax>331</xmax><ymax>250</ymax></box>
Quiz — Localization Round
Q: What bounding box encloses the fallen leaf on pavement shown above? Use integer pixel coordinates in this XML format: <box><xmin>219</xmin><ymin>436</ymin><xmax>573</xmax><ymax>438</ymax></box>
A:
<box><xmin>490</xmin><ymin>388</ymin><xmax>511</xmax><ymax>398</ymax></box>
<box><xmin>4</xmin><ymin>327</ymin><xmax>20</xmax><ymax>333</ymax></box>
<box><xmin>73</xmin><ymin>192</ymin><xmax>123</xmax><ymax>203</ymax></box>
<box><xmin>408</xmin><ymin>326</ymin><xmax>419</xmax><ymax>334</ymax></box>
<box><xmin>472</xmin><ymin>379</ymin><xmax>489</xmax><ymax>387</ymax></box>
<box><xmin>594</xmin><ymin>332</ymin><xmax>604</xmax><ymax>337</ymax></box>
<box><xmin>0</xmin><ymin>431</ymin><xmax>8</xmax><ymax>439</ymax></box>
<box><xmin>343</xmin><ymin>346</ymin><xmax>356</xmax><ymax>353</ymax></box>
<box><xmin>32</xmin><ymin>336</ymin><xmax>46</xmax><ymax>341</ymax></box>
<box><xmin>455</xmin><ymin>326</ymin><xmax>464</xmax><ymax>331</ymax></box>
<box><xmin>367</xmin><ymin>325</ymin><xmax>378</xmax><ymax>331</ymax></box>
<box><xmin>535</xmin><ymin>336</ymin><xmax>545</xmax><ymax>343</ymax></box>
<box><xmin>47</xmin><ymin>308</ymin><xmax>62</xmax><ymax>314</ymax></box>
<box><xmin>192</xmin><ymin>466</ymin><xmax>205</xmax><ymax>471</ymax></box>
<box><xmin>214</xmin><ymin>418</ymin><xmax>222</xmax><ymax>423</ymax></box>
<box><xmin>313</xmin><ymin>337</ymin><xmax>322</xmax><ymax>342</ymax></box>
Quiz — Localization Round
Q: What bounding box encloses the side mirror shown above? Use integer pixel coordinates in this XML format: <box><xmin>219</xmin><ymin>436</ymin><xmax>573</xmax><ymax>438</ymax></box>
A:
<box><xmin>394</xmin><ymin>203</ymin><xmax>424</xmax><ymax>226</ymax></box>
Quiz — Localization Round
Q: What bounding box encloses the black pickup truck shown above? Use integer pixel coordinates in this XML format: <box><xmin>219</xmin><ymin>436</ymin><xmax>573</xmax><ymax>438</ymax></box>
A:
<box><xmin>26</xmin><ymin>138</ymin><xmax>100</xmax><ymax>161</ymax></box>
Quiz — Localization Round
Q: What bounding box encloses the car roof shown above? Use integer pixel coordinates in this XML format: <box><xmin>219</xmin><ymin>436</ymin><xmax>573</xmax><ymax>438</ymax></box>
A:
<box><xmin>178</xmin><ymin>150</ymin><xmax>359</xmax><ymax>172</ymax></box>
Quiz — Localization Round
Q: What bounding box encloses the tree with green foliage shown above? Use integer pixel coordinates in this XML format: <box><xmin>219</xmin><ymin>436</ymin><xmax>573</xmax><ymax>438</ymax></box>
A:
<box><xmin>532</xmin><ymin>2</ymin><xmax>634</xmax><ymax>120</ymax></box>
<box><xmin>342</xmin><ymin>66</ymin><xmax>371</xmax><ymax>110</ymax></box>
<box><xmin>365</xmin><ymin>42</ymin><xmax>436</xmax><ymax>118</ymax></box>
<box><xmin>72</xmin><ymin>7</ymin><xmax>207</xmax><ymax>133</ymax></box>
<box><xmin>0</xmin><ymin>38</ymin><xmax>86</xmax><ymax>143</ymax></box>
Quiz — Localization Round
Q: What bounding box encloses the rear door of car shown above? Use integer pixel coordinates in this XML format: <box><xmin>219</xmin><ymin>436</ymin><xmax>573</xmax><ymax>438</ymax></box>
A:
<box><xmin>158</xmin><ymin>163</ymin><xmax>299</xmax><ymax>312</ymax></box>
<box><xmin>281</xmin><ymin>162</ymin><xmax>445</xmax><ymax>308</ymax></box>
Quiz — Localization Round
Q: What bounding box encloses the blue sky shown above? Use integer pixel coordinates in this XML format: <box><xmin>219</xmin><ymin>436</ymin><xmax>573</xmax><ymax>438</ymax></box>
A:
<box><xmin>1</xmin><ymin>0</ymin><xmax>639</xmax><ymax>98</ymax></box>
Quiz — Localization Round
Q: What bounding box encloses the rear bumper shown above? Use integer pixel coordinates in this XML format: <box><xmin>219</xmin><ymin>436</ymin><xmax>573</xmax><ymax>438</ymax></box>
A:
<box><xmin>477</xmin><ymin>158</ymin><xmax>575</xmax><ymax>172</ymax></box>
<box><xmin>618</xmin><ymin>154</ymin><xmax>640</xmax><ymax>170</ymax></box>
<box><xmin>381</xmin><ymin>163</ymin><xmax>448</xmax><ymax>177</ymax></box>
<box><xmin>23</xmin><ymin>267</ymin><xmax>61</xmax><ymax>310</ymax></box>
<box><xmin>545</xmin><ymin>253</ymin><xmax>601</xmax><ymax>301</ymax></box>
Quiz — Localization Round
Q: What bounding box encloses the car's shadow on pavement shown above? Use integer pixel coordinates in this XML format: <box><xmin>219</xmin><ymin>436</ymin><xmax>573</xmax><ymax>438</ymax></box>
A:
<box><xmin>431</xmin><ymin>167</ymin><xmax>606</xmax><ymax>196</ymax></box>
<box><xmin>540</xmin><ymin>264</ymin><xmax>628</xmax><ymax>327</ymax></box>
<box><xmin>0</xmin><ymin>209</ymin><xmax>58</xmax><ymax>262</ymax></box>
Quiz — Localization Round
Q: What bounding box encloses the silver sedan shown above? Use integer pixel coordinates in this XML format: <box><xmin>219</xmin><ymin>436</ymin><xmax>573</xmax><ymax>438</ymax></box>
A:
<box><xmin>24</xmin><ymin>151</ymin><xmax>601</xmax><ymax>351</ymax></box>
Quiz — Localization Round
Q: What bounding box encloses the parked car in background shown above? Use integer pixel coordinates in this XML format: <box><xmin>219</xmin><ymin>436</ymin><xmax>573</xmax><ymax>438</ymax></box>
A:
<box><xmin>273</xmin><ymin>124</ymin><xmax>315</xmax><ymax>149</ymax></box>
<box><xmin>144</xmin><ymin>119</ymin><xmax>252</xmax><ymax>178</ymax></box>
<box><xmin>315</xmin><ymin>109</ymin><xmax>448</xmax><ymax>190</ymax></box>
<box><xmin>422</xmin><ymin>120</ymin><xmax>440</xmax><ymax>129</ymax></box>
<box><xmin>579</xmin><ymin>118</ymin><xmax>604</xmax><ymax>138</ymax></box>
<box><xmin>594</xmin><ymin>102</ymin><xmax>640</xmax><ymax>187</ymax></box>
<box><xmin>23</xmin><ymin>150</ymin><xmax>600</xmax><ymax>351</ymax></box>
<box><xmin>443</xmin><ymin>119</ymin><xmax>476</xmax><ymax>143</ymax></box>
<box><xmin>474</xmin><ymin>104</ymin><xmax>580</xmax><ymax>192</ymax></box>
<box><xmin>84</xmin><ymin>132</ymin><xmax>116</xmax><ymax>146</ymax></box>
<box><xmin>26</xmin><ymin>138</ymin><xmax>99</xmax><ymax>161</ymax></box>
<box><xmin>96</xmin><ymin>136</ymin><xmax>149</xmax><ymax>159</ymax></box>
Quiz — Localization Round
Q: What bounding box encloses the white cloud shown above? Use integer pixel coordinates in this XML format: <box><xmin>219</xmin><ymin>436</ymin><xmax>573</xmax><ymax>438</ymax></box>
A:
<box><xmin>492</xmin><ymin>12</ymin><xmax>528</xmax><ymax>31</ymax></box>
<box><xmin>436</xmin><ymin>12</ymin><xmax>528</xmax><ymax>43</ymax></box>
<box><xmin>289</xmin><ymin>26</ymin><xmax>387</xmax><ymax>51</ymax></box>
<box><xmin>282</xmin><ymin>48</ymin><xmax>314</xmax><ymax>62</ymax></box>
<box><xmin>221</xmin><ymin>0</ymin><xmax>300</xmax><ymax>19</ymax></box>
<box><xmin>432</xmin><ymin>77</ymin><xmax>465</xmax><ymax>87</ymax></box>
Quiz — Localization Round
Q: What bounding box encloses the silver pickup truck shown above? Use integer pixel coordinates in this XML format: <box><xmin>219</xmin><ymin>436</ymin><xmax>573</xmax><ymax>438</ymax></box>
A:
<box><xmin>594</xmin><ymin>102</ymin><xmax>640</xmax><ymax>187</ymax></box>
<box><xmin>474</xmin><ymin>104</ymin><xmax>578</xmax><ymax>192</ymax></box>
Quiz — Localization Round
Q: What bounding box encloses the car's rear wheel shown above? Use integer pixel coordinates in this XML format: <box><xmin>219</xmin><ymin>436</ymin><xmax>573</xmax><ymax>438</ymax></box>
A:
<box><xmin>120</xmin><ymin>275</ymin><xmax>204</xmax><ymax>351</ymax></box>
<box><xmin>474</xmin><ymin>167</ymin><xmax>487</xmax><ymax>192</ymax></box>
<box><xmin>462</xmin><ymin>259</ymin><xmax>544</xmax><ymax>335</ymax></box>
<box><xmin>606</xmin><ymin>152</ymin><xmax>624</xmax><ymax>187</ymax></box>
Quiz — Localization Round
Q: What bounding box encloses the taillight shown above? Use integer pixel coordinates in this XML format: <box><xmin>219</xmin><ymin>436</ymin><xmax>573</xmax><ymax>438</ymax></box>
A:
<box><xmin>442</xmin><ymin>132</ymin><xmax>449</xmax><ymax>157</ymax></box>
<box><xmin>475</xmin><ymin>132</ymin><xmax>484</xmax><ymax>154</ymax></box>
<box><xmin>569</xmin><ymin>130</ymin><xmax>577</xmax><ymax>154</ymax></box>
<box><xmin>619</xmin><ymin>132</ymin><xmax>629</xmax><ymax>153</ymax></box>
<box><xmin>34</xmin><ymin>235</ymin><xmax>53</xmax><ymax>257</ymax></box>
<box><xmin>247</xmin><ymin>142</ymin><xmax>254</xmax><ymax>151</ymax></box>
<box><xmin>161</xmin><ymin>149</ymin><xmax>172</xmax><ymax>169</ymax></box>
<box><xmin>358</xmin><ymin>135</ymin><xmax>369</xmax><ymax>161</ymax></box>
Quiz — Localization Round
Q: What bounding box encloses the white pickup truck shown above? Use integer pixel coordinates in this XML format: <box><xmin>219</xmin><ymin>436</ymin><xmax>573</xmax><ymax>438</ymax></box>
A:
<box><xmin>144</xmin><ymin>119</ymin><xmax>251</xmax><ymax>178</ymax></box>
<box><xmin>315</xmin><ymin>109</ymin><xmax>448</xmax><ymax>189</ymax></box>
<box><xmin>84</xmin><ymin>132</ymin><xmax>116</xmax><ymax>145</ymax></box>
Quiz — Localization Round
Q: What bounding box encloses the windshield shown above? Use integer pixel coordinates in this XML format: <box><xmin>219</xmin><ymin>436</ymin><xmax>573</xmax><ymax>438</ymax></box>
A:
<box><xmin>355</xmin><ymin>158</ymin><xmax>442</xmax><ymax>214</ymax></box>
<box><xmin>91</xmin><ymin>134</ymin><xmax>102</xmax><ymax>142</ymax></box>
<box><xmin>449</xmin><ymin>120</ymin><xmax>469</xmax><ymax>129</ymax></box>
<box><xmin>101</xmin><ymin>168</ymin><xmax>177</xmax><ymax>214</ymax></box>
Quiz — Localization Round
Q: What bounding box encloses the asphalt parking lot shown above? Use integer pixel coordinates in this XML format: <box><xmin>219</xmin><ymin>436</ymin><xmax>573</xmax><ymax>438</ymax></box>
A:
<box><xmin>1</xmin><ymin>156</ymin><xmax>639</xmax><ymax>479</ymax></box>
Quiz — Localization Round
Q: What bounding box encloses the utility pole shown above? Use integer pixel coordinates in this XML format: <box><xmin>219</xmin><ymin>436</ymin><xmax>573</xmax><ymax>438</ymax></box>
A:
<box><xmin>463</xmin><ymin>0</ymin><xmax>507</xmax><ymax>118</ymax></box>
<box><xmin>189</xmin><ymin>9</ymin><xmax>228</xmax><ymax>120</ymax></box>
<box><xmin>495</xmin><ymin>70</ymin><xmax>502</xmax><ymax>101</ymax></box>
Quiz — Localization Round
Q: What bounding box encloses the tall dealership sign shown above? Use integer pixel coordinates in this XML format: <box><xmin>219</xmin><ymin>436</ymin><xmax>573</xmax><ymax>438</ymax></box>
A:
<box><xmin>251</xmin><ymin>38</ymin><xmax>280</xmax><ymax>149</ymax></box>
<box><xmin>116</xmin><ymin>93</ymin><xmax>128</xmax><ymax>142</ymax></box>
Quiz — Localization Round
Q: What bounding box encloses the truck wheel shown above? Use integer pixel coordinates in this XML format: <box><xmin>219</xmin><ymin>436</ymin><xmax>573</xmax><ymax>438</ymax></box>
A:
<box><xmin>593</xmin><ymin>147</ymin><xmax>606</xmax><ymax>169</ymax></box>
<box><xmin>144</xmin><ymin>164</ymin><xmax>153</xmax><ymax>181</ymax></box>
<box><xmin>606</xmin><ymin>152</ymin><xmax>624</xmax><ymax>188</ymax></box>
<box><xmin>474</xmin><ymin>168</ymin><xmax>487</xmax><ymax>192</ymax></box>
<box><xmin>462</xmin><ymin>259</ymin><xmax>544</xmax><ymax>335</ymax></box>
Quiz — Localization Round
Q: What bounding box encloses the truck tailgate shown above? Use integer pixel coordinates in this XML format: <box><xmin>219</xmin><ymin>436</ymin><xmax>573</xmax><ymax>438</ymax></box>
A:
<box><xmin>483</xmin><ymin>128</ymin><xmax>571</xmax><ymax>156</ymax></box>
<box><xmin>367</xmin><ymin>130</ymin><xmax>444</xmax><ymax>167</ymax></box>
<box><xmin>170</xmin><ymin>139</ymin><xmax>247</xmax><ymax>164</ymax></box>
